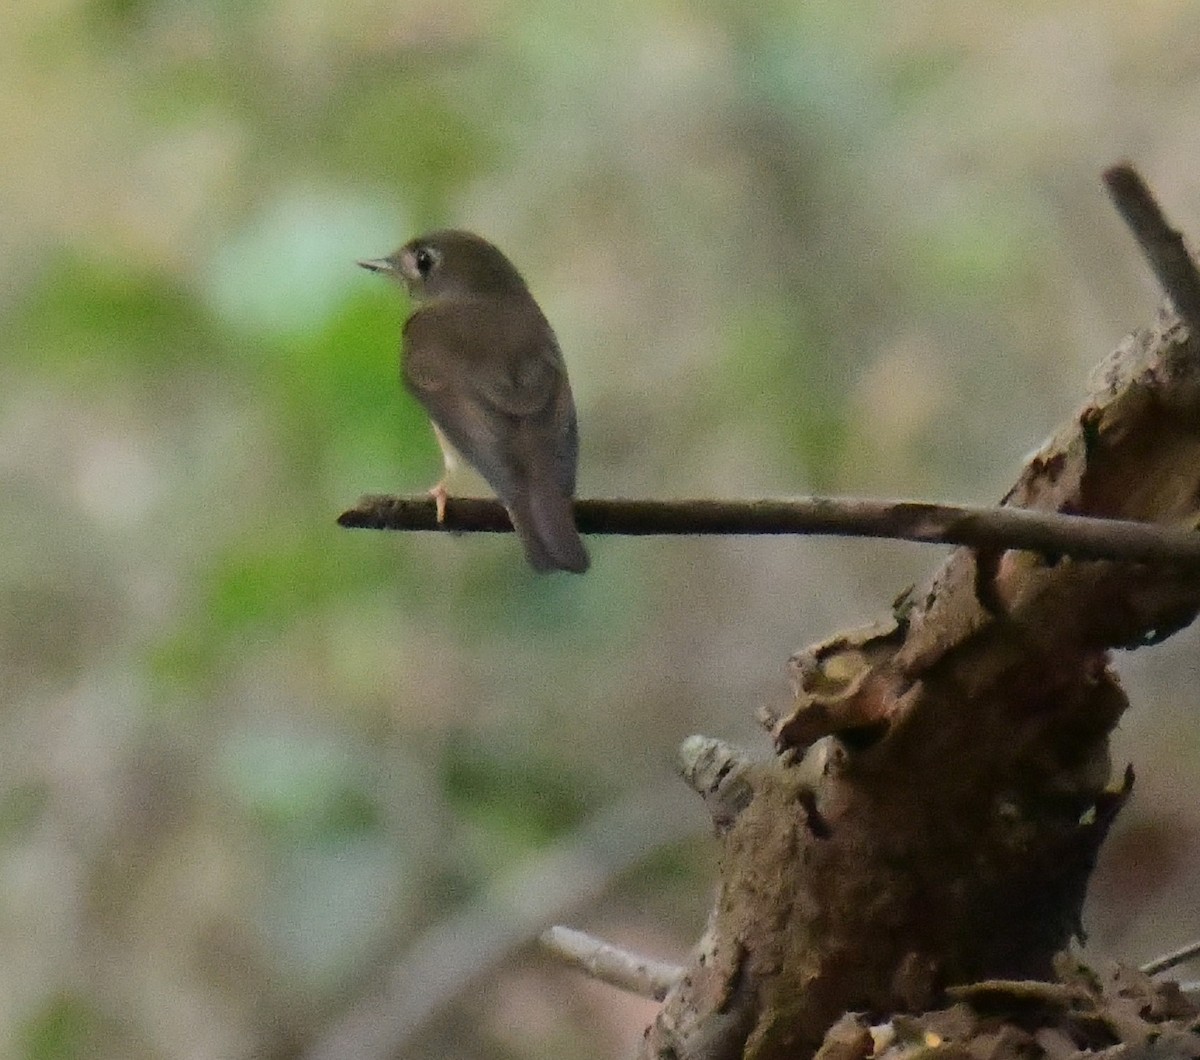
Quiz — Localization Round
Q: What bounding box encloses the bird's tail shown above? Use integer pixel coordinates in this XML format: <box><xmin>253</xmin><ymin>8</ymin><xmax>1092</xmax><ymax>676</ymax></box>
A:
<box><xmin>507</xmin><ymin>486</ymin><xmax>589</xmax><ymax>574</ymax></box>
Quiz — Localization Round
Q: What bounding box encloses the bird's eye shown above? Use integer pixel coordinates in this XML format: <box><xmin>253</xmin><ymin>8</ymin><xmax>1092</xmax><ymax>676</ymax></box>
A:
<box><xmin>414</xmin><ymin>247</ymin><xmax>436</xmax><ymax>277</ymax></box>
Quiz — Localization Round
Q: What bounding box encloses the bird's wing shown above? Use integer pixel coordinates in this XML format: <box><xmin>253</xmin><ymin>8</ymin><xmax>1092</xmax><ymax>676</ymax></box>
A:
<box><xmin>402</xmin><ymin>300</ymin><xmax>578</xmax><ymax>500</ymax></box>
<box><xmin>403</xmin><ymin>300</ymin><xmax>562</xmax><ymax>408</ymax></box>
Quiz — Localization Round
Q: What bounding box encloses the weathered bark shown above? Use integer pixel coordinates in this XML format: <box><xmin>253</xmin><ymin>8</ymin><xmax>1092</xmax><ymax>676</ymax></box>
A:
<box><xmin>820</xmin><ymin>958</ymin><xmax>1200</xmax><ymax>1060</ymax></box>
<box><xmin>640</xmin><ymin>309</ymin><xmax>1200</xmax><ymax>1060</ymax></box>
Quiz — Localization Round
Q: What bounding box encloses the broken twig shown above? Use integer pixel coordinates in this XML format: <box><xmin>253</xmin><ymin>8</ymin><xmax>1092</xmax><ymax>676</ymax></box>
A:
<box><xmin>540</xmin><ymin>925</ymin><xmax>683</xmax><ymax>1001</ymax></box>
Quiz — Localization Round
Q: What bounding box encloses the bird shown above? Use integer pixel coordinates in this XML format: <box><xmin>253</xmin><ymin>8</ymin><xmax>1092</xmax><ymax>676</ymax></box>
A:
<box><xmin>358</xmin><ymin>230</ymin><xmax>590</xmax><ymax>574</ymax></box>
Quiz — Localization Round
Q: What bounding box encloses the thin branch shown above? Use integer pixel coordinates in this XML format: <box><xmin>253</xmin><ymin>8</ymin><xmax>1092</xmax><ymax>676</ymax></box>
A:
<box><xmin>1103</xmin><ymin>163</ymin><xmax>1200</xmax><ymax>336</ymax></box>
<box><xmin>1141</xmin><ymin>938</ymin><xmax>1200</xmax><ymax>977</ymax></box>
<box><xmin>539</xmin><ymin>925</ymin><xmax>683</xmax><ymax>1001</ymax></box>
<box><xmin>301</xmin><ymin>780</ymin><xmax>700</xmax><ymax>1060</ymax></box>
<box><xmin>338</xmin><ymin>494</ymin><xmax>1200</xmax><ymax>566</ymax></box>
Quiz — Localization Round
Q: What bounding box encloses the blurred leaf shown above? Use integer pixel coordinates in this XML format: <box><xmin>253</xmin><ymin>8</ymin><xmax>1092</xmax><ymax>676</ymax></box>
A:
<box><xmin>330</xmin><ymin>78</ymin><xmax>498</xmax><ymax>217</ymax></box>
<box><xmin>19</xmin><ymin>994</ymin><xmax>96</xmax><ymax>1060</ymax></box>
<box><xmin>720</xmin><ymin>299</ymin><xmax>849</xmax><ymax>486</ymax></box>
<box><xmin>216</xmin><ymin>726</ymin><xmax>380</xmax><ymax>840</ymax></box>
<box><xmin>148</xmin><ymin>524</ymin><xmax>419</xmax><ymax>695</ymax></box>
<box><xmin>200</xmin><ymin>189</ymin><xmax>404</xmax><ymax>339</ymax></box>
<box><xmin>270</xmin><ymin>287</ymin><xmax>436</xmax><ymax>486</ymax></box>
<box><xmin>0</xmin><ymin>781</ymin><xmax>50</xmax><ymax>843</ymax></box>
<box><xmin>12</xmin><ymin>253</ymin><xmax>218</xmax><ymax>381</ymax></box>
<box><xmin>442</xmin><ymin>732</ymin><xmax>605</xmax><ymax>852</ymax></box>
<box><xmin>206</xmin><ymin>538</ymin><xmax>331</xmax><ymax>632</ymax></box>
<box><xmin>888</xmin><ymin>47</ymin><xmax>964</xmax><ymax>105</ymax></box>
<box><xmin>908</xmin><ymin>194</ymin><xmax>1036</xmax><ymax>302</ymax></box>
<box><xmin>82</xmin><ymin>0</ymin><xmax>154</xmax><ymax>33</ymax></box>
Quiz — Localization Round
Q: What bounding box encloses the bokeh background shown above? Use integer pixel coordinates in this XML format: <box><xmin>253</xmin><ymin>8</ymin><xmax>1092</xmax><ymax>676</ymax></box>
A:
<box><xmin>5</xmin><ymin>2</ymin><xmax>1200</xmax><ymax>1057</ymax></box>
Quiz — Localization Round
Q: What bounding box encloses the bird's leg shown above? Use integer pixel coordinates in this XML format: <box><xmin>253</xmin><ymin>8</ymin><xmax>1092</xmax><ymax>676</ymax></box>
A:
<box><xmin>429</xmin><ymin>422</ymin><xmax>458</xmax><ymax>525</ymax></box>
<box><xmin>430</xmin><ymin>479</ymin><xmax>449</xmax><ymax>524</ymax></box>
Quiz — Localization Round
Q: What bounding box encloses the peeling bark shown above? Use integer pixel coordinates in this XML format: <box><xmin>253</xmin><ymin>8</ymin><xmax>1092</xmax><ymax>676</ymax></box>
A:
<box><xmin>642</xmin><ymin>309</ymin><xmax>1200</xmax><ymax>1060</ymax></box>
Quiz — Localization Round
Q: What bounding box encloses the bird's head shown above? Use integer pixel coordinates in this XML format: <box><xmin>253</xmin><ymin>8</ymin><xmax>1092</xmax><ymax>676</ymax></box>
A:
<box><xmin>358</xmin><ymin>230</ymin><xmax>528</xmax><ymax>302</ymax></box>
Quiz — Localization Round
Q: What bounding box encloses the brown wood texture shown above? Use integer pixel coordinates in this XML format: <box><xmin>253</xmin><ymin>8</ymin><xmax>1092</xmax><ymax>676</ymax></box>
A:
<box><xmin>640</xmin><ymin>309</ymin><xmax>1200</xmax><ymax>1060</ymax></box>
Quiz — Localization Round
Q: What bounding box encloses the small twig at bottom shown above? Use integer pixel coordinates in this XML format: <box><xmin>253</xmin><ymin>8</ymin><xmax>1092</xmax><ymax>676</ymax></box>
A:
<box><xmin>540</xmin><ymin>925</ymin><xmax>683</xmax><ymax>1001</ymax></box>
<box><xmin>1141</xmin><ymin>938</ymin><xmax>1200</xmax><ymax>977</ymax></box>
<box><xmin>338</xmin><ymin>494</ymin><xmax>1200</xmax><ymax>567</ymax></box>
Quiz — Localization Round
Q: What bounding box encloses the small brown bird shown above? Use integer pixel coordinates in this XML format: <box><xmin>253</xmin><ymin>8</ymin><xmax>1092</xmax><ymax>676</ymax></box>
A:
<box><xmin>359</xmin><ymin>230</ymin><xmax>589</xmax><ymax>573</ymax></box>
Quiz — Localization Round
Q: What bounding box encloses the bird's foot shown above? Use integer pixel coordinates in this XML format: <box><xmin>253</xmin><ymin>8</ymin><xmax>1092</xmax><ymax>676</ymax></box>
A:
<box><xmin>430</xmin><ymin>481</ymin><xmax>449</xmax><ymax>524</ymax></box>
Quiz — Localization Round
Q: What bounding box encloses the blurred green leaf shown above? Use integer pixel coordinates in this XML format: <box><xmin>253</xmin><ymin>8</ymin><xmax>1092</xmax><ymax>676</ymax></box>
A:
<box><xmin>201</xmin><ymin>189</ymin><xmax>404</xmax><ymax>339</ymax></box>
<box><xmin>206</xmin><ymin>538</ymin><xmax>331</xmax><ymax>631</ymax></box>
<box><xmin>12</xmin><ymin>253</ymin><xmax>218</xmax><ymax>381</ymax></box>
<box><xmin>720</xmin><ymin>299</ymin><xmax>849</xmax><ymax>486</ymax></box>
<box><xmin>0</xmin><ymin>781</ymin><xmax>50</xmax><ymax>843</ymax></box>
<box><xmin>442</xmin><ymin>732</ymin><xmax>605</xmax><ymax>853</ymax></box>
<box><xmin>888</xmin><ymin>47</ymin><xmax>964</xmax><ymax>104</ymax></box>
<box><xmin>908</xmin><ymin>194</ymin><xmax>1036</xmax><ymax>301</ymax></box>
<box><xmin>216</xmin><ymin>726</ymin><xmax>380</xmax><ymax>840</ymax></box>
<box><xmin>330</xmin><ymin>79</ymin><xmax>498</xmax><ymax>217</ymax></box>
<box><xmin>19</xmin><ymin>994</ymin><xmax>96</xmax><ymax>1060</ymax></box>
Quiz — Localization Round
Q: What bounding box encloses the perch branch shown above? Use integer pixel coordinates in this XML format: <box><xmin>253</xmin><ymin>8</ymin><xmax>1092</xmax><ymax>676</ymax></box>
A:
<box><xmin>338</xmin><ymin>494</ymin><xmax>1200</xmax><ymax>566</ymax></box>
<box><xmin>539</xmin><ymin>925</ymin><xmax>684</xmax><ymax>1000</ymax></box>
<box><xmin>1103</xmin><ymin>163</ymin><xmax>1200</xmax><ymax>335</ymax></box>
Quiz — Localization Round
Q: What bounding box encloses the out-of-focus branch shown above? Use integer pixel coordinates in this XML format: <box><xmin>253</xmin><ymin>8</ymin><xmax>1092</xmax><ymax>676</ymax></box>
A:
<box><xmin>301</xmin><ymin>780</ymin><xmax>699</xmax><ymax>1060</ymax></box>
<box><xmin>539</xmin><ymin>925</ymin><xmax>683</xmax><ymax>1001</ymax></box>
<box><xmin>1143</xmin><ymin>938</ymin><xmax>1200</xmax><ymax>977</ymax></box>
<box><xmin>338</xmin><ymin>494</ymin><xmax>1200</xmax><ymax>566</ymax></box>
<box><xmin>1104</xmin><ymin>163</ymin><xmax>1200</xmax><ymax>336</ymax></box>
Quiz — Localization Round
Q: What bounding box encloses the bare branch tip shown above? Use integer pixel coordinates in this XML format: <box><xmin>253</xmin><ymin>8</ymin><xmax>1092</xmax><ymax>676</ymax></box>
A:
<box><xmin>540</xmin><ymin>925</ymin><xmax>683</xmax><ymax>1001</ymax></box>
<box><xmin>1100</xmin><ymin>160</ymin><xmax>1200</xmax><ymax>336</ymax></box>
<box><xmin>1101</xmin><ymin>161</ymin><xmax>1141</xmax><ymax>192</ymax></box>
<box><xmin>1141</xmin><ymin>938</ymin><xmax>1200</xmax><ymax>977</ymax></box>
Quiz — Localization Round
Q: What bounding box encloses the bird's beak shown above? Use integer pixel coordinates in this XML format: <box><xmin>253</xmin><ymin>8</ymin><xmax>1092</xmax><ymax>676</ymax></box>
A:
<box><xmin>357</xmin><ymin>257</ymin><xmax>395</xmax><ymax>274</ymax></box>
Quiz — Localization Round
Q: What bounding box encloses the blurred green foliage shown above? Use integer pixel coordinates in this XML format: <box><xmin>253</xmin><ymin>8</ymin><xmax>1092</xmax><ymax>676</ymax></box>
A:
<box><xmin>4</xmin><ymin>2</ymin><xmax>1200</xmax><ymax>1058</ymax></box>
<box><xmin>20</xmin><ymin>994</ymin><xmax>97</xmax><ymax>1060</ymax></box>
